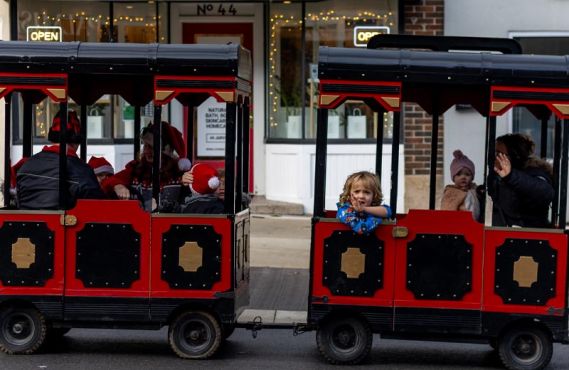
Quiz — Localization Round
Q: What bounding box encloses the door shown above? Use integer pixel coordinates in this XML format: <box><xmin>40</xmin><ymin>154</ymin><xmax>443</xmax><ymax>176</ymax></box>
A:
<box><xmin>183</xmin><ymin>23</ymin><xmax>254</xmax><ymax>192</ymax></box>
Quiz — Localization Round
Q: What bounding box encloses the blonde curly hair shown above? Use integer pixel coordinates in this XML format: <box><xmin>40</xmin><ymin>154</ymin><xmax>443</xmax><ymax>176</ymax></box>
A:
<box><xmin>339</xmin><ymin>171</ymin><xmax>383</xmax><ymax>206</ymax></box>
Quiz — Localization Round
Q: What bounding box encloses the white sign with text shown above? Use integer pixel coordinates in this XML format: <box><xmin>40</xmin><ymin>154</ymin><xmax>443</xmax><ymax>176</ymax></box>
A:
<box><xmin>197</xmin><ymin>96</ymin><xmax>226</xmax><ymax>157</ymax></box>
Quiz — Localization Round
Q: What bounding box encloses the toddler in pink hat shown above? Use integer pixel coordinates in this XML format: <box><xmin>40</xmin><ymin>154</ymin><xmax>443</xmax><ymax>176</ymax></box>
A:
<box><xmin>441</xmin><ymin>150</ymin><xmax>480</xmax><ymax>220</ymax></box>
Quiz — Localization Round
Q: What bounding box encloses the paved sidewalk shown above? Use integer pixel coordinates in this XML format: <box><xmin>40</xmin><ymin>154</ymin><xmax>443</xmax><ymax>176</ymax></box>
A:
<box><xmin>250</xmin><ymin>214</ymin><xmax>312</xmax><ymax>269</ymax></box>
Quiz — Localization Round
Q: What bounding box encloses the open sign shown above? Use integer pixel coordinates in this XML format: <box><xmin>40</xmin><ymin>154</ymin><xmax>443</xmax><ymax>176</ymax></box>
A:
<box><xmin>353</xmin><ymin>26</ymin><xmax>390</xmax><ymax>47</ymax></box>
<box><xmin>26</xmin><ymin>26</ymin><xmax>62</xmax><ymax>42</ymax></box>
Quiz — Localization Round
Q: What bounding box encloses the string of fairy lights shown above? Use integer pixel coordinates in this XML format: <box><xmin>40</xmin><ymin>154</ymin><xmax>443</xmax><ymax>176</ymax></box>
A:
<box><xmin>28</xmin><ymin>11</ymin><xmax>163</xmax><ymax>41</ymax></box>
<box><xmin>269</xmin><ymin>10</ymin><xmax>394</xmax><ymax>132</ymax></box>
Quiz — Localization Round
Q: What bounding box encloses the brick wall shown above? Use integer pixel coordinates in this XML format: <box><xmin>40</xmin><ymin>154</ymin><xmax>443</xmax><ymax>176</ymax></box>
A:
<box><xmin>403</xmin><ymin>0</ymin><xmax>444</xmax><ymax>176</ymax></box>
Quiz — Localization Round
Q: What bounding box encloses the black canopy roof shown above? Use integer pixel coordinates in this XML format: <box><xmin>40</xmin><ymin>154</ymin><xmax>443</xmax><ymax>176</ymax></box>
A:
<box><xmin>318</xmin><ymin>46</ymin><xmax>569</xmax><ymax>117</ymax></box>
<box><xmin>0</xmin><ymin>41</ymin><xmax>252</xmax><ymax>105</ymax></box>
<box><xmin>318</xmin><ymin>46</ymin><xmax>569</xmax><ymax>87</ymax></box>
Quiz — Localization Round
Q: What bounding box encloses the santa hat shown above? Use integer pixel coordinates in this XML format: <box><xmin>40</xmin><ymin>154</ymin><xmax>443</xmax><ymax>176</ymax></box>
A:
<box><xmin>142</xmin><ymin>121</ymin><xmax>190</xmax><ymax>171</ymax></box>
<box><xmin>48</xmin><ymin>110</ymin><xmax>82</xmax><ymax>143</ymax></box>
<box><xmin>450</xmin><ymin>150</ymin><xmax>475</xmax><ymax>179</ymax></box>
<box><xmin>190</xmin><ymin>163</ymin><xmax>220</xmax><ymax>195</ymax></box>
<box><xmin>88</xmin><ymin>156</ymin><xmax>115</xmax><ymax>176</ymax></box>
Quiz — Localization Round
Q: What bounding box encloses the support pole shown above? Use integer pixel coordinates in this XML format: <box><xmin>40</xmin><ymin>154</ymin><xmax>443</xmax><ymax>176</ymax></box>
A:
<box><xmin>428</xmin><ymin>108</ymin><xmax>439</xmax><ymax>210</ymax></box>
<box><xmin>3</xmin><ymin>95</ymin><xmax>11</xmax><ymax>207</ymax></box>
<box><xmin>389</xmin><ymin>112</ymin><xmax>401</xmax><ymax>216</ymax></box>
<box><xmin>58</xmin><ymin>102</ymin><xmax>68</xmax><ymax>210</ymax></box>
<box><xmin>80</xmin><ymin>104</ymin><xmax>87</xmax><ymax>161</ymax></box>
<box><xmin>22</xmin><ymin>101</ymin><xmax>32</xmax><ymax>158</ymax></box>
<box><xmin>375</xmin><ymin>110</ymin><xmax>385</xmax><ymax>178</ymax></box>
<box><xmin>134</xmin><ymin>105</ymin><xmax>141</xmax><ymax>160</ymax></box>
<box><xmin>313</xmin><ymin>108</ymin><xmax>328</xmax><ymax>217</ymax></box>
<box><xmin>152</xmin><ymin>105</ymin><xmax>162</xmax><ymax>205</ymax></box>
<box><xmin>224</xmin><ymin>102</ymin><xmax>237</xmax><ymax>215</ymax></box>
<box><xmin>558</xmin><ymin>120</ymin><xmax>569</xmax><ymax>228</ymax></box>
<box><xmin>540</xmin><ymin>117</ymin><xmax>548</xmax><ymax>159</ymax></box>
<box><xmin>483</xmin><ymin>116</ymin><xmax>497</xmax><ymax>225</ymax></box>
<box><xmin>242</xmin><ymin>100</ymin><xmax>250</xmax><ymax>194</ymax></box>
<box><xmin>552</xmin><ymin>117</ymin><xmax>562</xmax><ymax>227</ymax></box>
<box><xmin>235</xmin><ymin>103</ymin><xmax>244</xmax><ymax>213</ymax></box>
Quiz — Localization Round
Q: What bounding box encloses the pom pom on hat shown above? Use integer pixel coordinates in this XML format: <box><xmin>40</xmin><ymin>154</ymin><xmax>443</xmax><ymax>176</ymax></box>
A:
<box><xmin>88</xmin><ymin>156</ymin><xmax>115</xmax><ymax>176</ymax></box>
<box><xmin>450</xmin><ymin>150</ymin><xmax>475</xmax><ymax>179</ymax></box>
<box><xmin>178</xmin><ymin>157</ymin><xmax>192</xmax><ymax>172</ymax></box>
<box><xmin>189</xmin><ymin>163</ymin><xmax>220</xmax><ymax>195</ymax></box>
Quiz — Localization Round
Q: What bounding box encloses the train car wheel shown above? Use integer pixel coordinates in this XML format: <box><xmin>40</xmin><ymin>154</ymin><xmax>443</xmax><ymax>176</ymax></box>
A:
<box><xmin>168</xmin><ymin>311</ymin><xmax>221</xmax><ymax>359</ymax></box>
<box><xmin>316</xmin><ymin>316</ymin><xmax>372</xmax><ymax>365</ymax></box>
<box><xmin>498</xmin><ymin>326</ymin><xmax>552</xmax><ymax>370</ymax></box>
<box><xmin>0</xmin><ymin>307</ymin><xmax>47</xmax><ymax>354</ymax></box>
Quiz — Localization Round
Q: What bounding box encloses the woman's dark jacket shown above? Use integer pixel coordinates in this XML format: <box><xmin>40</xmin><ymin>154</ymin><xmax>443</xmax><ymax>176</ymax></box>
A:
<box><xmin>488</xmin><ymin>164</ymin><xmax>554</xmax><ymax>228</ymax></box>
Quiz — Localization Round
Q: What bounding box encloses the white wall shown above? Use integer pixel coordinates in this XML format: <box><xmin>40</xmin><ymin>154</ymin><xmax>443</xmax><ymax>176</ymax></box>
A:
<box><xmin>443</xmin><ymin>0</ymin><xmax>569</xmax><ymax>186</ymax></box>
<box><xmin>266</xmin><ymin>144</ymin><xmax>405</xmax><ymax>214</ymax></box>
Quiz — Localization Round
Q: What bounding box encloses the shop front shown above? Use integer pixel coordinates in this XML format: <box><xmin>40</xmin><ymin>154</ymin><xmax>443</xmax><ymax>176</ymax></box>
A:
<box><xmin>8</xmin><ymin>0</ymin><xmax>402</xmax><ymax>213</ymax></box>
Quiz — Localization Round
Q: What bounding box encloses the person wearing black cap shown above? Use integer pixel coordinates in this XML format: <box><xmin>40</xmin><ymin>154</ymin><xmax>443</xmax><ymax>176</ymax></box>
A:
<box><xmin>16</xmin><ymin>110</ymin><xmax>103</xmax><ymax>210</ymax></box>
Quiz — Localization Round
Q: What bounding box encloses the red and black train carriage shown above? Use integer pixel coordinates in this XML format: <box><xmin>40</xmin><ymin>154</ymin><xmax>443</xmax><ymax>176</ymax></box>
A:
<box><xmin>309</xmin><ymin>35</ymin><xmax>569</xmax><ymax>370</ymax></box>
<box><xmin>0</xmin><ymin>41</ymin><xmax>251</xmax><ymax>359</ymax></box>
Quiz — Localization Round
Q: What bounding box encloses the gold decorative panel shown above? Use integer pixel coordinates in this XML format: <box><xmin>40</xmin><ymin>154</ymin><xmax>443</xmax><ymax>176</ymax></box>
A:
<box><xmin>552</xmin><ymin>103</ymin><xmax>569</xmax><ymax>115</ymax></box>
<box><xmin>320</xmin><ymin>94</ymin><xmax>340</xmax><ymax>106</ymax></box>
<box><xmin>491</xmin><ymin>101</ymin><xmax>510</xmax><ymax>113</ymax></box>
<box><xmin>382</xmin><ymin>97</ymin><xmax>400</xmax><ymax>108</ymax></box>
<box><xmin>155</xmin><ymin>90</ymin><xmax>174</xmax><ymax>102</ymax></box>
<box><xmin>341</xmin><ymin>247</ymin><xmax>365</xmax><ymax>279</ymax></box>
<box><xmin>46</xmin><ymin>88</ymin><xmax>66</xmax><ymax>100</ymax></box>
<box><xmin>216</xmin><ymin>91</ymin><xmax>235</xmax><ymax>102</ymax></box>
<box><xmin>11</xmin><ymin>238</ymin><xmax>36</xmax><ymax>269</ymax></box>
<box><xmin>513</xmin><ymin>256</ymin><xmax>538</xmax><ymax>288</ymax></box>
<box><xmin>179</xmin><ymin>242</ymin><xmax>203</xmax><ymax>272</ymax></box>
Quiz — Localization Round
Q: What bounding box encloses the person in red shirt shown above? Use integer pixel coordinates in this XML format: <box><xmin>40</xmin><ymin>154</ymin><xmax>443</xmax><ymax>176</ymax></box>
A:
<box><xmin>102</xmin><ymin>121</ymin><xmax>190</xmax><ymax>212</ymax></box>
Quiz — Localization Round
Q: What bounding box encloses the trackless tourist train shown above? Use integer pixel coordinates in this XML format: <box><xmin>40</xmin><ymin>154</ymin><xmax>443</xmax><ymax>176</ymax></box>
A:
<box><xmin>0</xmin><ymin>41</ymin><xmax>252</xmax><ymax>359</ymax></box>
<box><xmin>309</xmin><ymin>35</ymin><xmax>569</xmax><ymax>370</ymax></box>
<box><xmin>0</xmin><ymin>35</ymin><xmax>568</xmax><ymax>370</ymax></box>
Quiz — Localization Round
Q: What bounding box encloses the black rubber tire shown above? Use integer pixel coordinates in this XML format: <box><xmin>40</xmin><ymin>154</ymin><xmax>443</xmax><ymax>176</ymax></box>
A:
<box><xmin>498</xmin><ymin>326</ymin><xmax>553</xmax><ymax>370</ymax></box>
<box><xmin>222</xmin><ymin>324</ymin><xmax>235</xmax><ymax>340</ymax></box>
<box><xmin>0</xmin><ymin>307</ymin><xmax>47</xmax><ymax>354</ymax></box>
<box><xmin>168</xmin><ymin>311</ymin><xmax>221</xmax><ymax>359</ymax></box>
<box><xmin>316</xmin><ymin>316</ymin><xmax>372</xmax><ymax>365</ymax></box>
<box><xmin>489</xmin><ymin>338</ymin><xmax>498</xmax><ymax>350</ymax></box>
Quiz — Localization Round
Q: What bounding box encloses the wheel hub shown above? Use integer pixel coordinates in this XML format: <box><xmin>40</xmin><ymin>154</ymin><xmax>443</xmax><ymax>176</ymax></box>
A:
<box><xmin>12</xmin><ymin>323</ymin><xmax>24</xmax><ymax>335</ymax></box>
<box><xmin>512</xmin><ymin>334</ymin><xmax>540</xmax><ymax>363</ymax></box>
<box><xmin>333</xmin><ymin>325</ymin><xmax>356</xmax><ymax>350</ymax></box>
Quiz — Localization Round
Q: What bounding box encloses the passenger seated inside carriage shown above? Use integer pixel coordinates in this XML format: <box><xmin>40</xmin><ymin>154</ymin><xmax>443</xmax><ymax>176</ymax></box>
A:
<box><xmin>16</xmin><ymin>111</ymin><xmax>104</xmax><ymax>210</ymax></box>
<box><xmin>101</xmin><ymin>121</ymin><xmax>191</xmax><ymax>212</ymax></box>
<box><xmin>489</xmin><ymin>133</ymin><xmax>554</xmax><ymax>228</ymax></box>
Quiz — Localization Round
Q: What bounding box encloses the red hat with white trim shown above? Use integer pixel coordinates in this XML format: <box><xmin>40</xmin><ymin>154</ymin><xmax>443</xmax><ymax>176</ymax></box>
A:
<box><xmin>88</xmin><ymin>156</ymin><xmax>115</xmax><ymax>176</ymax></box>
<box><xmin>189</xmin><ymin>163</ymin><xmax>220</xmax><ymax>195</ymax></box>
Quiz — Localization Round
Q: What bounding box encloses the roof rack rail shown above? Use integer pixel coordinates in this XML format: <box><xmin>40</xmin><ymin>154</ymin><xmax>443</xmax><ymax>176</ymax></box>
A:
<box><xmin>367</xmin><ymin>34</ymin><xmax>522</xmax><ymax>54</ymax></box>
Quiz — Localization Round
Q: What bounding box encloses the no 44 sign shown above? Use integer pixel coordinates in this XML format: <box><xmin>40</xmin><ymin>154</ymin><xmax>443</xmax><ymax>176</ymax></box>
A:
<box><xmin>197</xmin><ymin>4</ymin><xmax>238</xmax><ymax>16</ymax></box>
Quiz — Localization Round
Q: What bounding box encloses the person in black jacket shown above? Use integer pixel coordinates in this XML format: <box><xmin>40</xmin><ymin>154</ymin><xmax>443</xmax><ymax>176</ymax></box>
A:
<box><xmin>488</xmin><ymin>133</ymin><xmax>554</xmax><ymax>228</ymax></box>
<box><xmin>16</xmin><ymin>111</ymin><xmax>103</xmax><ymax>210</ymax></box>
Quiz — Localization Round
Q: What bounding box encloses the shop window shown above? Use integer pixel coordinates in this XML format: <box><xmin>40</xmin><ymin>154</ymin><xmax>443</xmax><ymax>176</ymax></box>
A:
<box><xmin>268</xmin><ymin>0</ymin><xmax>398</xmax><ymax>141</ymax></box>
<box><xmin>14</xmin><ymin>1</ymin><xmax>168</xmax><ymax>145</ymax></box>
<box><xmin>18</xmin><ymin>0</ymin><xmax>108</xmax><ymax>42</ymax></box>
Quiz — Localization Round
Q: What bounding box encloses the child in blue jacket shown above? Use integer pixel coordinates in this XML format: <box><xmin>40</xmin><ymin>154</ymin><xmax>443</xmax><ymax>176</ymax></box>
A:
<box><xmin>337</xmin><ymin>171</ymin><xmax>392</xmax><ymax>235</ymax></box>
